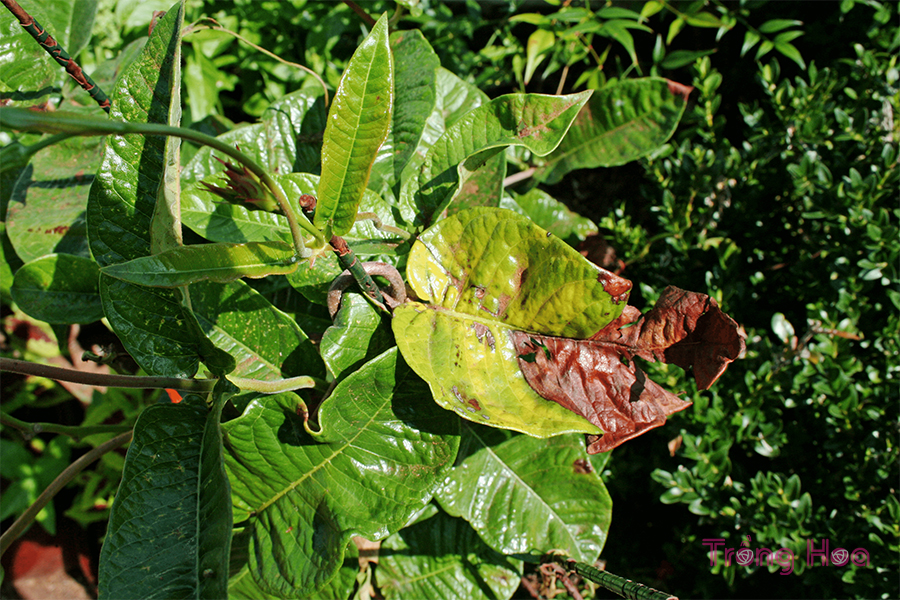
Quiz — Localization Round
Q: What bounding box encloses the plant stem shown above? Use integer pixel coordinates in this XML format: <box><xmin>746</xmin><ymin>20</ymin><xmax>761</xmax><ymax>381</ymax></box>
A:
<box><xmin>343</xmin><ymin>1</ymin><xmax>377</xmax><ymax>27</ymax></box>
<box><xmin>557</xmin><ymin>558</ymin><xmax>678</xmax><ymax>600</ymax></box>
<box><xmin>1</xmin><ymin>411</ymin><xmax>131</xmax><ymax>441</ymax></box>
<box><xmin>1</xmin><ymin>0</ymin><xmax>110</xmax><ymax>112</ymax></box>
<box><xmin>0</xmin><ymin>357</ymin><xmax>218</xmax><ymax>394</ymax></box>
<box><xmin>0</xmin><ymin>430</ymin><xmax>133</xmax><ymax>558</ymax></box>
<box><xmin>330</xmin><ymin>236</ymin><xmax>387</xmax><ymax>309</ymax></box>
<box><xmin>0</xmin><ymin>108</ymin><xmax>325</xmax><ymax>255</ymax></box>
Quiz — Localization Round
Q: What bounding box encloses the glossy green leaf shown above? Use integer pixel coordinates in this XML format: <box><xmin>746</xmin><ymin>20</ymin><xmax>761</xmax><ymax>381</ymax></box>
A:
<box><xmin>222</xmin><ymin>348</ymin><xmax>459</xmax><ymax>597</ymax></box>
<box><xmin>11</xmin><ymin>254</ymin><xmax>102</xmax><ymax>324</ymax></box>
<box><xmin>405</xmin><ymin>208</ymin><xmax>628</xmax><ymax>336</ymax></box>
<box><xmin>413</xmin><ymin>91</ymin><xmax>591</xmax><ymax>223</ymax></box>
<box><xmin>85</xmin><ymin>3</ymin><xmax>200</xmax><ymax>377</ymax></box>
<box><xmin>100</xmin><ymin>241</ymin><xmax>298</xmax><ymax>287</ymax></box>
<box><xmin>437</xmin><ymin>427</ymin><xmax>611</xmax><ymax>563</ymax></box>
<box><xmin>150</xmin><ymin>8</ymin><xmax>184</xmax><ymax>255</ymax></box>
<box><xmin>86</xmin><ymin>1</ymin><xmax>184</xmax><ymax>266</ymax></box>
<box><xmin>189</xmin><ymin>279</ymin><xmax>325</xmax><ymax>382</ymax></box>
<box><xmin>181</xmin><ymin>89</ymin><xmax>328</xmax><ymax>185</ymax></box>
<box><xmin>99</xmin><ymin>274</ymin><xmax>201</xmax><ymax>377</ymax></box>
<box><xmin>534</xmin><ymin>78</ymin><xmax>688</xmax><ymax>184</ymax></box>
<box><xmin>393</xmin><ymin>302</ymin><xmax>601</xmax><ymax>436</ymax></box>
<box><xmin>315</xmin><ymin>13</ymin><xmax>393</xmax><ymax>239</ymax></box>
<box><xmin>0</xmin><ymin>222</ymin><xmax>23</xmax><ymax>302</ymax></box>
<box><xmin>6</xmin><ymin>134</ymin><xmax>103</xmax><ymax>262</ymax></box>
<box><xmin>228</xmin><ymin>540</ymin><xmax>359</xmax><ymax>600</ymax></box>
<box><xmin>524</xmin><ymin>29</ymin><xmax>555</xmax><ymax>84</ymax></box>
<box><xmin>99</xmin><ymin>386</ymin><xmax>235</xmax><ymax>599</ymax></box>
<box><xmin>504</xmin><ymin>187</ymin><xmax>598</xmax><ymax>244</ymax></box>
<box><xmin>385</xmin><ymin>29</ymin><xmax>440</xmax><ymax>186</ymax></box>
<box><xmin>320</xmin><ymin>292</ymin><xmax>393</xmax><ymax>381</ymax></box>
<box><xmin>377</xmin><ymin>508</ymin><xmax>522</xmax><ymax>600</ymax></box>
<box><xmin>759</xmin><ymin>18</ymin><xmax>804</xmax><ymax>34</ymax></box>
<box><xmin>446</xmin><ymin>147</ymin><xmax>507</xmax><ymax>214</ymax></box>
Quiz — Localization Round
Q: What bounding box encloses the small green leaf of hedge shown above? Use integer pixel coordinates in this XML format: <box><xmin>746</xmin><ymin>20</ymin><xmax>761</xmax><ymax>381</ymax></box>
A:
<box><xmin>315</xmin><ymin>13</ymin><xmax>393</xmax><ymax>239</ymax></box>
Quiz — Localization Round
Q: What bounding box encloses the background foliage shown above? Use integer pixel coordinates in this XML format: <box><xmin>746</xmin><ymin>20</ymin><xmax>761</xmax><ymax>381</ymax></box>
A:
<box><xmin>1</xmin><ymin>1</ymin><xmax>897</xmax><ymax>599</ymax></box>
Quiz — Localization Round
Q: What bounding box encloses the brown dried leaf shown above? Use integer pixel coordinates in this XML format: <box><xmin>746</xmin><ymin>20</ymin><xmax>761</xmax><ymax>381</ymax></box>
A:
<box><xmin>512</xmin><ymin>286</ymin><xmax>745</xmax><ymax>453</ymax></box>
<box><xmin>590</xmin><ymin>286</ymin><xmax>745</xmax><ymax>390</ymax></box>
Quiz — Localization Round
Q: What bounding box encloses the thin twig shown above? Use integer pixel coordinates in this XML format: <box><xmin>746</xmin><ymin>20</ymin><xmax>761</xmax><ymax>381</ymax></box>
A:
<box><xmin>1</xmin><ymin>411</ymin><xmax>131</xmax><ymax>441</ymax></box>
<box><xmin>184</xmin><ymin>18</ymin><xmax>329</xmax><ymax>107</ymax></box>
<box><xmin>343</xmin><ymin>1</ymin><xmax>377</xmax><ymax>27</ymax></box>
<box><xmin>1</xmin><ymin>0</ymin><xmax>110</xmax><ymax>112</ymax></box>
<box><xmin>0</xmin><ymin>430</ymin><xmax>133</xmax><ymax>558</ymax></box>
<box><xmin>0</xmin><ymin>357</ymin><xmax>217</xmax><ymax>394</ymax></box>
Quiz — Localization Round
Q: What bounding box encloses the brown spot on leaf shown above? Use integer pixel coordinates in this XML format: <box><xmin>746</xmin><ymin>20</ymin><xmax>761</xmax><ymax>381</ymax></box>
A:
<box><xmin>573</xmin><ymin>458</ymin><xmax>593</xmax><ymax>474</ymax></box>
<box><xmin>468</xmin><ymin>398</ymin><xmax>482</xmax><ymax>411</ymax></box>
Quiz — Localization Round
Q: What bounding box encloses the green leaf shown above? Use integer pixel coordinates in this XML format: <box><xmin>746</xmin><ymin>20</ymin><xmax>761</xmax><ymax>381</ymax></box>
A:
<box><xmin>87</xmin><ymin>1</ymin><xmax>184</xmax><ymax>266</ymax></box>
<box><xmin>100</xmin><ymin>241</ymin><xmax>298</xmax><ymax>287</ymax></box>
<box><xmin>190</xmin><ymin>279</ymin><xmax>325</xmax><ymax>382</ymax></box>
<box><xmin>447</xmin><ymin>147</ymin><xmax>507</xmax><ymax>213</ymax></box>
<box><xmin>774</xmin><ymin>40</ymin><xmax>806</xmax><ymax>69</ymax></box>
<box><xmin>660</xmin><ymin>48</ymin><xmax>716</xmax><ymax>70</ymax></box>
<box><xmin>377</xmin><ymin>508</ymin><xmax>522</xmax><ymax>600</ymax></box>
<box><xmin>11</xmin><ymin>254</ymin><xmax>102</xmax><ymax>324</ymax></box>
<box><xmin>99</xmin><ymin>274</ymin><xmax>201</xmax><ymax>378</ymax></box>
<box><xmin>315</xmin><ymin>13</ymin><xmax>393</xmax><ymax>239</ymax></box>
<box><xmin>535</xmin><ymin>78</ymin><xmax>688</xmax><ymax>184</ymax></box>
<box><xmin>504</xmin><ymin>187</ymin><xmax>598</xmax><ymax>244</ymax></box>
<box><xmin>150</xmin><ymin>6</ymin><xmax>184</xmax><ymax>255</ymax></box>
<box><xmin>99</xmin><ymin>386</ymin><xmax>235</xmax><ymax>599</ymax></box>
<box><xmin>222</xmin><ymin>348</ymin><xmax>459</xmax><ymax>597</ymax></box>
<box><xmin>684</xmin><ymin>11</ymin><xmax>726</xmax><ymax>28</ymax></box>
<box><xmin>525</xmin><ymin>29</ymin><xmax>555</xmax><ymax>84</ymax></box>
<box><xmin>320</xmin><ymin>292</ymin><xmax>393</xmax><ymax>381</ymax></box>
<box><xmin>741</xmin><ymin>30</ymin><xmax>761</xmax><ymax>57</ymax></box>
<box><xmin>759</xmin><ymin>18</ymin><xmax>804</xmax><ymax>34</ymax></box>
<box><xmin>386</xmin><ymin>29</ymin><xmax>440</xmax><ymax>185</ymax></box>
<box><xmin>181</xmin><ymin>89</ymin><xmax>328</xmax><ymax>185</ymax></box>
<box><xmin>6</xmin><ymin>134</ymin><xmax>103</xmax><ymax>262</ymax></box>
<box><xmin>437</xmin><ymin>427</ymin><xmax>611</xmax><ymax>562</ymax></box>
<box><xmin>413</xmin><ymin>91</ymin><xmax>591</xmax><ymax>223</ymax></box>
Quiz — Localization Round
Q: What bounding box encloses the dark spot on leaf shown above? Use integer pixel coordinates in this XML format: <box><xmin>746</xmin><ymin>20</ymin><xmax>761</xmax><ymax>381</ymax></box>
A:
<box><xmin>573</xmin><ymin>458</ymin><xmax>593</xmax><ymax>474</ymax></box>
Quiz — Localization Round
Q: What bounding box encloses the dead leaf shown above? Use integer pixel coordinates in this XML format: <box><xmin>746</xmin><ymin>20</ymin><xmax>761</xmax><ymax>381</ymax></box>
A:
<box><xmin>513</xmin><ymin>286</ymin><xmax>745</xmax><ymax>453</ymax></box>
